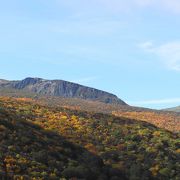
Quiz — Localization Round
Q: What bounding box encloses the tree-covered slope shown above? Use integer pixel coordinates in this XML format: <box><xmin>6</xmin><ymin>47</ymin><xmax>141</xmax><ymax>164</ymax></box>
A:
<box><xmin>37</xmin><ymin>96</ymin><xmax>180</xmax><ymax>132</ymax></box>
<box><xmin>0</xmin><ymin>97</ymin><xmax>179</xmax><ymax>180</ymax></box>
<box><xmin>1</xmin><ymin>87</ymin><xmax>179</xmax><ymax>133</ymax></box>
<box><xmin>0</xmin><ymin>98</ymin><xmax>125</xmax><ymax>180</ymax></box>
<box><xmin>113</xmin><ymin>111</ymin><xmax>180</xmax><ymax>132</ymax></box>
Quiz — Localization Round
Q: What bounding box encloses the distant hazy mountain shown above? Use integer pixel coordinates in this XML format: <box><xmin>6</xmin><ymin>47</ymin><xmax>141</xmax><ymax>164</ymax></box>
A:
<box><xmin>0</xmin><ymin>77</ymin><xmax>127</xmax><ymax>105</ymax></box>
<box><xmin>164</xmin><ymin>106</ymin><xmax>180</xmax><ymax>112</ymax></box>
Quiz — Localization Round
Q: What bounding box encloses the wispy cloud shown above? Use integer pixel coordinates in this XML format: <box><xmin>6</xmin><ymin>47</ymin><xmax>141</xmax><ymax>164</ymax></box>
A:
<box><xmin>138</xmin><ymin>41</ymin><xmax>154</xmax><ymax>51</ymax></box>
<box><xmin>129</xmin><ymin>98</ymin><xmax>180</xmax><ymax>105</ymax></box>
<box><xmin>101</xmin><ymin>0</ymin><xmax>180</xmax><ymax>14</ymax></box>
<box><xmin>139</xmin><ymin>41</ymin><xmax>180</xmax><ymax>71</ymax></box>
<box><xmin>161</xmin><ymin>0</ymin><xmax>180</xmax><ymax>14</ymax></box>
<box><xmin>56</xmin><ymin>0</ymin><xmax>180</xmax><ymax>14</ymax></box>
<box><xmin>49</xmin><ymin>19</ymin><xmax>125</xmax><ymax>36</ymax></box>
<box><xmin>71</xmin><ymin>76</ymin><xmax>98</xmax><ymax>84</ymax></box>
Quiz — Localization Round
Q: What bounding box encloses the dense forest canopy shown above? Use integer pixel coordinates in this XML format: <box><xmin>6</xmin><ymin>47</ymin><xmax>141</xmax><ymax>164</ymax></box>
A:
<box><xmin>0</xmin><ymin>97</ymin><xmax>179</xmax><ymax>179</ymax></box>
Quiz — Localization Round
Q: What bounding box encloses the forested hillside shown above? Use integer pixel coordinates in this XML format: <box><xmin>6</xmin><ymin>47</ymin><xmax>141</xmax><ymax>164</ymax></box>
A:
<box><xmin>0</xmin><ymin>97</ymin><xmax>179</xmax><ymax>179</ymax></box>
<box><xmin>1</xmin><ymin>88</ymin><xmax>179</xmax><ymax>133</ymax></box>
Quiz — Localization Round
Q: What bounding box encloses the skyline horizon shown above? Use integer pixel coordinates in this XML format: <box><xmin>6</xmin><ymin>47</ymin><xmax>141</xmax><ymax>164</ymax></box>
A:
<box><xmin>0</xmin><ymin>75</ymin><xmax>179</xmax><ymax>110</ymax></box>
<box><xmin>0</xmin><ymin>1</ymin><xmax>180</xmax><ymax>109</ymax></box>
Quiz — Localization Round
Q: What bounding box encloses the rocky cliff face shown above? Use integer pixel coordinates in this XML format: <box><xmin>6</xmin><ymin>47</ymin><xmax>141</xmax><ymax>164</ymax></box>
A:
<box><xmin>0</xmin><ymin>77</ymin><xmax>127</xmax><ymax>105</ymax></box>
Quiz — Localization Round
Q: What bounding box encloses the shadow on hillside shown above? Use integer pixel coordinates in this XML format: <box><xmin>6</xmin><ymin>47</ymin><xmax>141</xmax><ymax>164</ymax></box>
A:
<box><xmin>0</xmin><ymin>108</ymin><xmax>127</xmax><ymax>180</ymax></box>
<box><xmin>59</xmin><ymin>107</ymin><xmax>160</xmax><ymax>129</ymax></box>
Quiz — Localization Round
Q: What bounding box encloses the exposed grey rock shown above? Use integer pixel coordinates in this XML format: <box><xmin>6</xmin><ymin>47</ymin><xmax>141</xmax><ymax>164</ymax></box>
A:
<box><xmin>0</xmin><ymin>77</ymin><xmax>127</xmax><ymax>105</ymax></box>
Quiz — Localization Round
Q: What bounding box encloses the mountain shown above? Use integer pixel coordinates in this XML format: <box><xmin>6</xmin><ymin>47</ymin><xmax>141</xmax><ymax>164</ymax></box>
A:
<box><xmin>1</xmin><ymin>78</ymin><xmax>180</xmax><ymax>132</ymax></box>
<box><xmin>163</xmin><ymin>106</ymin><xmax>180</xmax><ymax>113</ymax></box>
<box><xmin>0</xmin><ymin>77</ymin><xmax>126</xmax><ymax>105</ymax></box>
<box><xmin>0</xmin><ymin>97</ymin><xmax>179</xmax><ymax>179</ymax></box>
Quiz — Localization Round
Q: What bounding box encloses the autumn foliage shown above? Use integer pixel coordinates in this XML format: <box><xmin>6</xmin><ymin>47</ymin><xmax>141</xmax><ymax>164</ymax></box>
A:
<box><xmin>112</xmin><ymin>111</ymin><xmax>180</xmax><ymax>132</ymax></box>
<box><xmin>0</xmin><ymin>97</ymin><xmax>179</xmax><ymax>180</ymax></box>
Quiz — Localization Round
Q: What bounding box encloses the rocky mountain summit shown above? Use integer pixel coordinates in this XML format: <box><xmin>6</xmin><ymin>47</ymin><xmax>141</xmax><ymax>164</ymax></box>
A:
<box><xmin>0</xmin><ymin>77</ymin><xmax>127</xmax><ymax>105</ymax></box>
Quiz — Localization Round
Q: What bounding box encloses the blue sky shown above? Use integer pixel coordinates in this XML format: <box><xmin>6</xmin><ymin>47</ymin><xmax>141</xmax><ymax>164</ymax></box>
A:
<box><xmin>0</xmin><ymin>0</ymin><xmax>180</xmax><ymax>109</ymax></box>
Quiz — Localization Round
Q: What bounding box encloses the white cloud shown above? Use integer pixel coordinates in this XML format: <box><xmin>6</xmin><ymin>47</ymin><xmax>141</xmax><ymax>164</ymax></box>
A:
<box><xmin>102</xmin><ymin>0</ymin><xmax>180</xmax><ymax>14</ymax></box>
<box><xmin>139</xmin><ymin>41</ymin><xmax>180</xmax><ymax>71</ymax></box>
<box><xmin>71</xmin><ymin>76</ymin><xmax>98</xmax><ymax>84</ymax></box>
<box><xmin>129</xmin><ymin>98</ymin><xmax>180</xmax><ymax>105</ymax></box>
<box><xmin>162</xmin><ymin>0</ymin><xmax>180</xmax><ymax>14</ymax></box>
<box><xmin>157</xmin><ymin>42</ymin><xmax>180</xmax><ymax>71</ymax></box>
<box><xmin>56</xmin><ymin>0</ymin><xmax>180</xmax><ymax>14</ymax></box>
<box><xmin>50</xmin><ymin>19</ymin><xmax>125</xmax><ymax>36</ymax></box>
<box><xmin>135</xmin><ymin>0</ymin><xmax>154</xmax><ymax>7</ymax></box>
<box><xmin>138</xmin><ymin>41</ymin><xmax>154</xmax><ymax>51</ymax></box>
